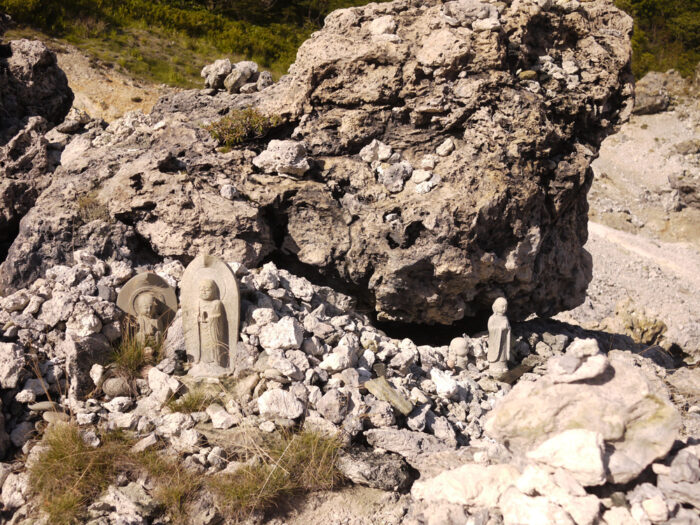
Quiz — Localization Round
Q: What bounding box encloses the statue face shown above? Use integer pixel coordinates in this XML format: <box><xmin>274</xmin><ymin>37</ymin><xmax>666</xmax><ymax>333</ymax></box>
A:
<box><xmin>134</xmin><ymin>293</ymin><xmax>157</xmax><ymax>318</ymax></box>
<box><xmin>199</xmin><ymin>279</ymin><xmax>218</xmax><ymax>300</ymax></box>
<box><xmin>493</xmin><ymin>297</ymin><xmax>508</xmax><ymax>315</ymax></box>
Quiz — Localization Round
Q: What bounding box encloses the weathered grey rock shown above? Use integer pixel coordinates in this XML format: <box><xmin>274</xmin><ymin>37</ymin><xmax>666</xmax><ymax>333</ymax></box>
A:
<box><xmin>657</xmin><ymin>448</ymin><xmax>700</xmax><ymax>508</ymax></box>
<box><xmin>257</xmin><ymin>71</ymin><xmax>274</xmax><ymax>91</ymax></box>
<box><xmin>526</xmin><ymin>429</ymin><xmax>606</xmax><ymax>486</ymax></box>
<box><xmin>1</xmin><ymin>472</ymin><xmax>29</xmax><ymax>511</ymax></box>
<box><xmin>148</xmin><ymin>367</ymin><xmax>182</xmax><ymax>404</ymax></box>
<box><xmin>377</xmin><ymin>161</ymin><xmax>413</xmax><ymax>193</ymax></box>
<box><xmin>224</xmin><ymin>61</ymin><xmax>258</xmax><ymax>93</ymax></box>
<box><xmin>500</xmin><ymin>487</ymin><xmax>575</xmax><ymax>525</ymax></box>
<box><xmin>364</xmin><ymin>376</ymin><xmax>413</xmax><ymax>416</ymax></box>
<box><xmin>364</xmin><ymin>428</ymin><xmax>451</xmax><ymax>462</ymax></box>
<box><xmin>171</xmin><ymin>428</ymin><xmax>202</xmax><ymax>454</ymax></box>
<box><xmin>101</xmin><ymin>482</ymin><xmax>159</xmax><ymax>518</ymax></box>
<box><xmin>633</xmin><ymin>72</ymin><xmax>671</xmax><ymax>115</ymax></box>
<box><xmin>485</xmin><ymin>352</ymin><xmax>681</xmax><ymax>484</ymax></box>
<box><xmin>0</xmin><ymin>39</ymin><xmax>72</xmax><ymax>254</ymax></box>
<box><xmin>258</xmin><ymin>388</ymin><xmax>305</xmax><ymax>420</ymax></box>
<box><xmin>163</xmin><ymin>309</ymin><xmax>185</xmax><ymax>359</ymax></box>
<box><xmin>253</xmin><ymin>140</ymin><xmax>310</xmax><ymax>176</ymax></box>
<box><xmin>259</xmin><ymin>316</ymin><xmax>304</xmax><ymax>351</ymax></box>
<box><xmin>0</xmin><ymin>342</ymin><xmax>24</xmax><ymax>389</ymax></box>
<box><xmin>102</xmin><ymin>376</ymin><xmax>131</xmax><ymax>398</ymax></box>
<box><xmin>317</xmin><ymin>389</ymin><xmax>349</xmax><ymax>424</ymax></box>
<box><xmin>201</xmin><ymin>58</ymin><xmax>232</xmax><ymax>89</ymax></box>
<box><xmin>9</xmin><ymin>421</ymin><xmax>34</xmax><ymax>448</ymax></box>
<box><xmin>206</xmin><ymin>403</ymin><xmax>240</xmax><ymax>429</ymax></box>
<box><xmin>61</xmin><ymin>335</ymin><xmax>112</xmax><ymax>399</ymax></box>
<box><xmin>0</xmin><ymin>39</ymin><xmax>73</xmax><ymax>142</ymax></box>
<box><xmin>412</xmin><ymin>462</ymin><xmax>520</xmax><ymax>508</ymax></box>
<box><xmin>1</xmin><ymin>0</ymin><xmax>634</xmax><ymax>328</ymax></box>
<box><xmin>104</xmin><ymin>396</ymin><xmax>134</xmax><ymax>413</ymax></box>
<box><xmin>337</xmin><ymin>448</ymin><xmax>411</xmax><ymax>491</ymax></box>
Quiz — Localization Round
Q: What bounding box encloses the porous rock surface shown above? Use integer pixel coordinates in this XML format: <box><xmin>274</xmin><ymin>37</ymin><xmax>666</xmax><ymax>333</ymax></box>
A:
<box><xmin>0</xmin><ymin>252</ymin><xmax>696</xmax><ymax>524</ymax></box>
<box><xmin>0</xmin><ymin>30</ymin><xmax>73</xmax><ymax>258</ymax></box>
<box><xmin>0</xmin><ymin>0</ymin><xmax>634</xmax><ymax>326</ymax></box>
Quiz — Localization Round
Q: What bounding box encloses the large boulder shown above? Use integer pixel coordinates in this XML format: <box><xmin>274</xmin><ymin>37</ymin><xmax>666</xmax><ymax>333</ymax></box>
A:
<box><xmin>484</xmin><ymin>349</ymin><xmax>681</xmax><ymax>484</ymax></box>
<box><xmin>0</xmin><ymin>0</ymin><xmax>633</xmax><ymax>325</ymax></box>
<box><xmin>0</xmin><ymin>39</ymin><xmax>73</xmax><ymax>143</ymax></box>
<box><xmin>0</xmin><ymin>37</ymin><xmax>73</xmax><ymax>259</ymax></box>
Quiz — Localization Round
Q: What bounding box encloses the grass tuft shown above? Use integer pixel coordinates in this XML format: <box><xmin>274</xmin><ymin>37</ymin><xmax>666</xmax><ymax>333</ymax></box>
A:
<box><xmin>166</xmin><ymin>387</ymin><xmax>216</xmax><ymax>413</ymax></box>
<box><xmin>211</xmin><ymin>430</ymin><xmax>343</xmax><ymax>520</ymax></box>
<box><xmin>29</xmin><ymin>423</ymin><xmax>343</xmax><ymax>523</ymax></box>
<box><xmin>29</xmin><ymin>424</ymin><xmax>132</xmax><ymax>524</ymax></box>
<box><xmin>111</xmin><ymin>319</ymin><xmax>162</xmax><ymax>380</ymax></box>
<box><xmin>206</xmin><ymin>108</ymin><xmax>281</xmax><ymax>149</ymax></box>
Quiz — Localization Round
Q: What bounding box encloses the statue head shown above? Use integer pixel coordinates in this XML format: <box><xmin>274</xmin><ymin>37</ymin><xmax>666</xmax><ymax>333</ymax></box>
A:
<box><xmin>199</xmin><ymin>279</ymin><xmax>220</xmax><ymax>301</ymax></box>
<box><xmin>492</xmin><ymin>297</ymin><xmax>508</xmax><ymax>315</ymax></box>
<box><xmin>133</xmin><ymin>292</ymin><xmax>158</xmax><ymax>318</ymax></box>
<box><xmin>449</xmin><ymin>337</ymin><xmax>469</xmax><ymax>357</ymax></box>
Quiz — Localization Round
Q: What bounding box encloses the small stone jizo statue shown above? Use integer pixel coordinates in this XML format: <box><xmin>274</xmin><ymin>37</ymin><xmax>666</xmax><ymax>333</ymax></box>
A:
<box><xmin>181</xmin><ymin>254</ymin><xmax>240</xmax><ymax>374</ymax></box>
<box><xmin>197</xmin><ymin>279</ymin><xmax>227</xmax><ymax>365</ymax></box>
<box><xmin>487</xmin><ymin>297</ymin><xmax>511</xmax><ymax>374</ymax></box>
<box><xmin>117</xmin><ymin>273</ymin><xmax>177</xmax><ymax>345</ymax></box>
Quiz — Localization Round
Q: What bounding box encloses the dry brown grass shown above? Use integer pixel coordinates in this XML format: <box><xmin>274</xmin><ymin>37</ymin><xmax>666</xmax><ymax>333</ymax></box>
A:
<box><xmin>211</xmin><ymin>429</ymin><xmax>344</xmax><ymax>520</ymax></box>
<box><xmin>110</xmin><ymin>318</ymin><xmax>163</xmax><ymax>380</ymax></box>
<box><xmin>29</xmin><ymin>423</ymin><xmax>343</xmax><ymax>524</ymax></box>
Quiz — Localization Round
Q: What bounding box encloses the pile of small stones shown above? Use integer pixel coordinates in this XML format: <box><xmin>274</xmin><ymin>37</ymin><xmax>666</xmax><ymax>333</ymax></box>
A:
<box><xmin>0</xmin><ymin>252</ymin><xmax>697</xmax><ymax>524</ymax></box>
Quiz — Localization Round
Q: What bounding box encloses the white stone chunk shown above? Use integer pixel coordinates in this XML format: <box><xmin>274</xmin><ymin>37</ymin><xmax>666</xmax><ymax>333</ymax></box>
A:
<box><xmin>258</xmin><ymin>388</ymin><xmax>305</xmax><ymax>420</ymax></box>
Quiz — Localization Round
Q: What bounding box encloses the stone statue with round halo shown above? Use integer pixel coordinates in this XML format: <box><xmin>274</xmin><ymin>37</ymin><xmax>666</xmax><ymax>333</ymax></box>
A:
<box><xmin>116</xmin><ymin>273</ymin><xmax>178</xmax><ymax>345</ymax></box>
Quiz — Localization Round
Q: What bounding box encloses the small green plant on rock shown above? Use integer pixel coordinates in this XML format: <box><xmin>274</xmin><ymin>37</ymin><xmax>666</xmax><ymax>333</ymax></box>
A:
<box><xmin>166</xmin><ymin>387</ymin><xmax>217</xmax><ymax>413</ymax></box>
<box><xmin>111</xmin><ymin>319</ymin><xmax>162</xmax><ymax>380</ymax></box>
<box><xmin>77</xmin><ymin>191</ymin><xmax>111</xmax><ymax>224</ymax></box>
<box><xmin>206</xmin><ymin>108</ymin><xmax>281</xmax><ymax>149</ymax></box>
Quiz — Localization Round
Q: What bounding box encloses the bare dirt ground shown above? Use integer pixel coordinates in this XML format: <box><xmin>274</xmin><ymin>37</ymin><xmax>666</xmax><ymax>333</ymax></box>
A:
<box><xmin>53</xmin><ymin>44</ymin><xmax>176</xmax><ymax>122</ymax></box>
<box><xmin>264</xmin><ymin>486</ymin><xmax>410</xmax><ymax>525</ymax></box>
<box><xmin>5</xmin><ymin>30</ymin><xmax>177</xmax><ymax>121</ymax></box>
<box><xmin>557</xmin><ymin>90</ymin><xmax>700</xmax><ymax>360</ymax></box>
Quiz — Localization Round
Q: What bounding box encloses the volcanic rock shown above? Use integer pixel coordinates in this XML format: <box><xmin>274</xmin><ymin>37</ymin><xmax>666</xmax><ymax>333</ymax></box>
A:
<box><xmin>485</xmin><ymin>349</ymin><xmax>681</xmax><ymax>484</ymax></box>
<box><xmin>0</xmin><ymin>0</ymin><xmax>633</xmax><ymax>328</ymax></box>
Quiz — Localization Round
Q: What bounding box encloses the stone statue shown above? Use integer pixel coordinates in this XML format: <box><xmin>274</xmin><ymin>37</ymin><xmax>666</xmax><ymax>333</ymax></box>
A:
<box><xmin>117</xmin><ymin>273</ymin><xmax>177</xmax><ymax>345</ymax></box>
<box><xmin>181</xmin><ymin>254</ymin><xmax>240</xmax><ymax>373</ymax></box>
<box><xmin>487</xmin><ymin>297</ymin><xmax>511</xmax><ymax>374</ymax></box>
<box><xmin>447</xmin><ymin>337</ymin><xmax>469</xmax><ymax>370</ymax></box>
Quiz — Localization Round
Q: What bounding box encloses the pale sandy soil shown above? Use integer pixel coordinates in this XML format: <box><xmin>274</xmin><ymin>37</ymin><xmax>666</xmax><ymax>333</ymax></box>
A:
<box><xmin>53</xmin><ymin>45</ymin><xmax>176</xmax><ymax>121</ymax></box>
<box><xmin>558</xmin><ymin>93</ymin><xmax>700</xmax><ymax>359</ymax></box>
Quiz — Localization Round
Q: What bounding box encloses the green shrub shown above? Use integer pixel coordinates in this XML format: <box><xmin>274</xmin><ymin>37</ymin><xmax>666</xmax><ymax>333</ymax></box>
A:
<box><xmin>206</xmin><ymin>108</ymin><xmax>281</xmax><ymax>148</ymax></box>
<box><xmin>615</xmin><ymin>0</ymin><xmax>700</xmax><ymax>78</ymax></box>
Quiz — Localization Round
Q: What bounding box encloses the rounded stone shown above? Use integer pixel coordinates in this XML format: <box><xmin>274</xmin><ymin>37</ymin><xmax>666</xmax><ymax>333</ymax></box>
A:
<box><xmin>102</xmin><ymin>377</ymin><xmax>131</xmax><ymax>398</ymax></box>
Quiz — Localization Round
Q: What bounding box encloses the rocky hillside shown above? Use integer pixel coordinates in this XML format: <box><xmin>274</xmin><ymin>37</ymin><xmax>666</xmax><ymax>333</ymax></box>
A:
<box><xmin>0</xmin><ymin>0</ymin><xmax>699</xmax><ymax>524</ymax></box>
<box><xmin>0</xmin><ymin>0</ymin><xmax>634</xmax><ymax>327</ymax></box>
